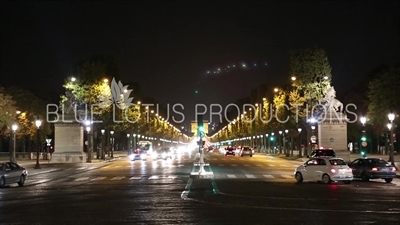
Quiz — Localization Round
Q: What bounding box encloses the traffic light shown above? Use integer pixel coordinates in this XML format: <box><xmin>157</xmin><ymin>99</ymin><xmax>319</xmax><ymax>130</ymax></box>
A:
<box><xmin>197</xmin><ymin>115</ymin><xmax>204</xmax><ymax>136</ymax></box>
<box><xmin>196</xmin><ymin>141</ymin><xmax>205</xmax><ymax>146</ymax></box>
<box><xmin>361</xmin><ymin>136</ymin><xmax>366</xmax><ymax>142</ymax></box>
<box><xmin>270</xmin><ymin>136</ymin><xmax>274</xmax><ymax>141</ymax></box>
<box><xmin>360</xmin><ymin>150</ymin><xmax>366</xmax><ymax>157</ymax></box>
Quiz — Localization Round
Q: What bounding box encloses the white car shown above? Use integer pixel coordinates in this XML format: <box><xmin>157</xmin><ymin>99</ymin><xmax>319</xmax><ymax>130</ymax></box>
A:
<box><xmin>294</xmin><ymin>157</ymin><xmax>353</xmax><ymax>184</ymax></box>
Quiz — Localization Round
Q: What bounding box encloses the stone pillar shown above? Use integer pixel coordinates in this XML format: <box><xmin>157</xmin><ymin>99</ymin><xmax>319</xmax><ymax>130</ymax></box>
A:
<box><xmin>51</xmin><ymin>115</ymin><xmax>85</xmax><ymax>163</ymax></box>
<box><xmin>318</xmin><ymin>109</ymin><xmax>350</xmax><ymax>162</ymax></box>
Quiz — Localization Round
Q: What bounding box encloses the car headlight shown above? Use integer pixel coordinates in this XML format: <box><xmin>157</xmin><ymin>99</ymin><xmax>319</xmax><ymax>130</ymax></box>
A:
<box><xmin>129</xmin><ymin>154</ymin><xmax>134</xmax><ymax>160</ymax></box>
<box><xmin>140</xmin><ymin>154</ymin><xmax>146</xmax><ymax>159</ymax></box>
<box><xmin>162</xmin><ymin>153</ymin><xmax>167</xmax><ymax>158</ymax></box>
<box><xmin>152</xmin><ymin>153</ymin><xmax>157</xmax><ymax>158</ymax></box>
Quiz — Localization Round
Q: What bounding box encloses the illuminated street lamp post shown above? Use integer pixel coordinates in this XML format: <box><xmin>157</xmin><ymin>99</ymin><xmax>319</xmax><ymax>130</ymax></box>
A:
<box><xmin>297</xmin><ymin>128</ymin><xmax>302</xmax><ymax>157</ymax></box>
<box><xmin>86</xmin><ymin>125</ymin><xmax>92</xmax><ymax>163</ymax></box>
<box><xmin>284</xmin><ymin>129</ymin><xmax>289</xmax><ymax>156</ymax></box>
<box><xmin>11</xmin><ymin>124</ymin><xmax>18</xmax><ymax>162</ymax></box>
<box><xmin>360</xmin><ymin>116</ymin><xmax>367</xmax><ymax>157</ymax></box>
<box><xmin>388</xmin><ymin>113</ymin><xmax>395</xmax><ymax>165</ymax></box>
<box><xmin>110</xmin><ymin>130</ymin><xmax>114</xmax><ymax>158</ymax></box>
<box><xmin>101</xmin><ymin>129</ymin><xmax>105</xmax><ymax>160</ymax></box>
<box><xmin>127</xmin><ymin>133</ymin><xmax>131</xmax><ymax>155</ymax></box>
<box><xmin>133</xmin><ymin>134</ymin><xmax>137</xmax><ymax>152</ymax></box>
<box><xmin>278</xmin><ymin>131</ymin><xmax>283</xmax><ymax>154</ymax></box>
<box><xmin>34</xmin><ymin>119</ymin><xmax>42</xmax><ymax>169</ymax></box>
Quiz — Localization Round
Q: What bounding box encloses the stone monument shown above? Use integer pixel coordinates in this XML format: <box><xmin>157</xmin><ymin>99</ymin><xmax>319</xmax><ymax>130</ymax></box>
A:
<box><xmin>50</xmin><ymin>90</ymin><xmax>86</xmax><ymax>163</ymax></box>
<box><xmin>317</xmin><ymin>86</ymin><xmax>350</xmax><ymax>162</ymax></box>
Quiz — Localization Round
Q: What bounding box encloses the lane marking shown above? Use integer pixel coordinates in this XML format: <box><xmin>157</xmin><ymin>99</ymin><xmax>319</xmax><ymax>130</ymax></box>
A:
<box><xmin>75</xmin><ymin>177</ymin><xmax>89</xmax><ymax>181</ymax></box>
<box><xmin>263</xmin><ymin>175</ymin><xmax>275</xmax><ymax>179</ymax></box>
<box><xmin>149</xmin><ymin>175</ymin><xmax>159</xmax><ymax>180</ymax></box>
<box><xmin>130</xmin><ymin>176</ymin><xmax>142</xmax><ymax>180</ymax></box>
<box><xmin>245</xmin><ymin>174</ymin><xmax>256</xmax><ymax>178</ymax></box>
<box><xmin>281</xmin><ymin>175</ymin><xmax>293</xmax><ymax>179</ymax></box>
<box><xmin>110</xmin><ymin>176</ymin><xmax>125</xmax><ymax>180</ymax></box>
<box><xmin>91</xmin><ymin>177</ymin><xmax>106</xmax><ymax>181</ymax></box>
<box><xmin>168</xmin><ymin>175</ymin><xmax>177</xmax><ymax>179</ymax></box>
<box><xmin>227</xmin><ymin>174</ymin><xmax>237</xmax><ymax>178</ymax></box>
<box><xmin>103</xmin><ymin>166</ymin><xmax>111</xmax><ymax>169</ymax></box>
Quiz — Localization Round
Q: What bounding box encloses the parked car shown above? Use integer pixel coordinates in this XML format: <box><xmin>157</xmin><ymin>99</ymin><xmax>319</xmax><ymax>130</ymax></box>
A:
<box><xmin>348</xmin><ymin>158</ymin><xmax>396</xmax><ymax>183</ymax></box>
<box><xmin>240</xmin><ymin>146</ymin><xmax>253</xmax><ymax>157</ymax></box>
<box><xmin>0</xmin><ymin>162</ymin><xmax>28</xmax><ymax>187</ymax></box>
<box><xmin>294</xmin><ymin>157</ymin><xmax>353</xmax><ymax>184</ymax></box>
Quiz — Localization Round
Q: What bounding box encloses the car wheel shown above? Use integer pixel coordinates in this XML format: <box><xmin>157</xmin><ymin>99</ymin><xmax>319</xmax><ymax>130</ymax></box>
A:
<box><xmin>295</xmin><ymin>172</ymin><xmax>303</xmax><ymax>183</ymax></box>
<box><xmin>0</xmin><ymin>176</ymin><xmax>5</xmax><ymax>187</ymax></box>
<box><xmin>343</xmin><ymin>180</ymin><xmax>351</xmax><ymax>184</ymax></box>
<box><xmin>384</xmin><ymin>178</ymin><xmax>393</xmax><ymax>183</ymax></box>
<box><xmin>250</xmin><ymin>155</ymin><xmax>253</xmax><ymax>157</ymax></box>
<box><xmin>322</xmin><ymin>174</ymin><xmax>331</xmax><ymax>184</ymax></box>
<box><xmin>361</xmin><ymin>172</ymin><xmax>369</xmax><ymax>182</ymax></box>
<box><xmin>18</xmin><ymin>175</ymin><xmax>26</xmax><ymax>187</ymax></box>
<box><xmin>241</xmin><ymin>155</ymin><xmax>243</xmax><ymax>157</ymax></box>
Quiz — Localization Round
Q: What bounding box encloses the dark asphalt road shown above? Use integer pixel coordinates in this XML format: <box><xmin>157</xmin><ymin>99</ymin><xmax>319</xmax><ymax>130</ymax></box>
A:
<box><xmin>1</xmin><ymin>151</ymin><xmax>399</xmax><ymax>224</ymax></box>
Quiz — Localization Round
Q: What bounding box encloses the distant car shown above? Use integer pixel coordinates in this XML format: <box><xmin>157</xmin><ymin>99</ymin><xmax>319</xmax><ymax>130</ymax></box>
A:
<box><xmin>348</xmin><ymin>158</ymin><xmax>396</xmax><ymax>183</ymax></box>
<box><xmin>129</xmin><ymin>149</ymin><xmax>147</xmax><ymax>161</ymax></box>
<box><xmin>308</xmin><ymin>148</ymin><xmax>336</xmax><ymax>158</ymax></box>
<box><xmin>152</xmin><ymin>148</ymin><xmax>173</xmax><ymax>160</ymax></box>
<box><xmin>240</xmin><ymin>146</ymin><xmax>253</xmax><ymax>157</ymax></box>
<box><xmin>0</xmin><ymin>162</ymin><xmax>28</xmax><ymax>187</ymax></box>
<box><xmin>225</xmin><ymin>147</ymin><xmax>235</xmax><ymax>156</ymax></box>
<box><xmin>294</xmin><ymin>157</ymin><xmax>353</xmax><ymax>184</ymax></box>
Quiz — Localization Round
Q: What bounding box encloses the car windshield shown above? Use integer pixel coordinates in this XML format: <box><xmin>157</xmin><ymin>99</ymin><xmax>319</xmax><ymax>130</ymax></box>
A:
<box><xmin>367</xmin><ymin>159</ymin><xmax>389</xmax><ymax>166</ymax></box>
<box><xmin>227</xmin><ymin>147</ymin><xmax>234</xmax><ymax>150</ymax></box>
<box><xmin>316</xmin><ymin>150</ymin><xmax>335</xmax><ymax>157</ymax></box>
<box><xmin>138</xmin><ymin>144</ymin><xmax>150</xmax><ymax>150</ymax></box>
<box><xmin>329</xmin><ymin>159</ymin><xmax>347</xmax><ymax>165</ymax></box>
<box><xmin>243</xmin><ymin>147</ymin><xmax>250</xmax><ymax>150</ymax></box>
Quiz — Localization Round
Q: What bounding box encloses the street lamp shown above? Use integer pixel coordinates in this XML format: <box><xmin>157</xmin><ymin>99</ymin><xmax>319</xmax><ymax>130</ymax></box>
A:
<box><xmin>11</xmin><ymin>124</ymin><xmax>18</xmax><ymax>162</ymax></box>
<box><xmin>274</xmin><ymin>88</ymin><xmax>278</xmax><ymax>93</ymax></box>
<box><xmin>110</xmin><ymin>130</ymin><xmax>115</xmax><ymax>158</ymax></box>
<box><xmin>360</xmin><ymin>116</ymin><xmax>367</xmax><ymax>157</ymax></box>
<box><xmin>133</xmin><ymin>134</ymin><xmax>137</xmax><ymax>152</ymax></box>
<box><xmin>291</xmin><ymin>76</ymin><xmax>296</xmax><ymax>81</ymax></box>
<box><xmin>297</xmin><ymin>128</ymin><xmax>302</xmax><ymax>157</ymax></box>
<box><xmin>86</xmin><ymin>126</ymin><xmax>92</xmax><ymax>163</ymax></box>
<box><xmin>101</xmin><ymin>129</ymin><xmax>105</xmax><ymax>160</ymax></box>
<box><xmin>127</xmin><ymin>133</ymin><xmax>131</xmax><ymax>155</ymax></box>
<box><xmin>34</xmin><ymin>119</ymin><xmax>42</xmax><ymax>169</ymax></box>
<box><xmin>388</xmin><ymin>113</ymin><xmax>395</xmax><ymax>165</ymax></box>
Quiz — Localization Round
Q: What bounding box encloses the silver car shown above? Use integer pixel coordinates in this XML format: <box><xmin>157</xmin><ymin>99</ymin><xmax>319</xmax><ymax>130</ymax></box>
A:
<box><xmin>0</xmin><ymin>162</ymin><xmax>28</xmax><ymax>187</ymax></box>
<box><xmin>240</xmin><ymin>146</ymin><xmax>253</xmax><ymax>157</ymax></box>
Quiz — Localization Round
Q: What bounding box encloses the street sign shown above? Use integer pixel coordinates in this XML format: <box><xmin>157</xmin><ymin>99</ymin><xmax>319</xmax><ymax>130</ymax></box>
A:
<box><xmin>361</xmin><ymin>141</ymin><xmax>367</xmax><ymax>147</ymax></box>
<box><xmin>310</xmin><ymin>135</ymin><xmax>317</xmax><ymax>143</ymax></box>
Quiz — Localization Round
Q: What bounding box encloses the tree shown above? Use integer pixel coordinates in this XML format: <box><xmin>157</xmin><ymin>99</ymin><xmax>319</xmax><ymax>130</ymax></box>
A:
<box><xmin>367</xmin><ymin>66</ymin><xmax>400</xmax><ymax>132</ymax></box>
<box><xmin>0</xmin><ymin>85</ymin><xmax>17</xmax><ymax>132</ymax></box>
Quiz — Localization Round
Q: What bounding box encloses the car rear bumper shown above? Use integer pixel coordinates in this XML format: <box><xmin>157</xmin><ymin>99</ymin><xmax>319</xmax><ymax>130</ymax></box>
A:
<box><xmin>369</xmin><ymin>173</ymin><xmax>396</xmax><ymax>179</ymax></box>
<box><xmin>331</xmin><ymin>175</ymin><xmax>353</xmax><ymax>181</ymax></box>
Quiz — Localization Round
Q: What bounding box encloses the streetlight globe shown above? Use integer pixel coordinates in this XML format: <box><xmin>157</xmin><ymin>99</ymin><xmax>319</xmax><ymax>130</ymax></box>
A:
<box><xmin>388</xmin><ymin>113</ymin><xmax>395</xmax><ymax>122</ymax></box>
<box><xmin>311</xmin><ymin>126</ymin><xmax>316</xmax><ymax>130</ymax></box>
<box><xmin>101</xmin><ymin>129</ymin><xmax>105</xmax><ymax>134</ymax></box>
<box><xmin>298</xmin><ymin>128</ymin><xmax>302</xmax><ymax>133</ymax></box>
<box><xmin>35</xmin><ymin>120</ymin><xmax>42</xmax><ymax>128</ymax></box>
<box><xmin>110</xmin><ymin>130</ymin><xmax>114</xmax><ymax>135</ymax></box>
<box><xmin>262</xmin><ymin>98</ymin><xmax>266</xmax><ymax>101</ymax></box>
<box><xmin>103</xmin><ymin>78</ymin><xmax>108</xmax><ymax>83</ymax></box>
<box><xmin>274</xmin><ymin>88</ymin><xmax>278</xmax><ymax>93</ymax></box>
<box><xmin>271</xmin><ymin>133</ymin><xmax>274</xmax><ymax>136</ymax></box>
<box><xmin>71</xmin><ymin>77</ymin><xmax>76</xmax><ymax>82</ymax></box>
<box><xmin>360</xmin><ymin>116</ymin><xmax>367</xmax><ymax>125</ymax></box>
<box><xmin>291</xmin><ymin>76</ymin><xmax>296</xmax><ymax>81</ymax></box>
<box><xmin>133</xmin><ymin>134</ymin><xmax>136</xmax><ymax>137</ymax></box>
<box><xmin>323</xmin><ymin>76</ymin><xmax>329</xmax><ymax>80</ymax></box>
<box><xmin>279</xmin><ymin>131</ymin><xmax>282</xmax><ymax>134</ymax></box>
<box><xmin>137</xmin><ymin>101</ymin><xmax>141</xmax><ymax>105</ymax></box>
<box><xmin>285</xmin><ymin>129</ymin><xmax>288</xmax><ymax>133</ymax></box>
<box><xmin>387</xmin><ymin>123</ymin><xmax>392</xmax><ymax>130</ymax></box>
<box><xmin>127</xmin><ymin>134</ymin><xmax>130</xmax><ymax>137</ymax></box>
<box><xmin>265</xmin><ymin>134</ymin><xmax>269</xmax><ymax>137</ymax></box>
<box><xmin>86</xmin><ymin>126</ymin><xmax>91</xmax><ymax>132</ymax></box>
<box><xmin>12</xmin><ymin>124</ymin><xmax>18</xmax><ymax>131</ymax></box>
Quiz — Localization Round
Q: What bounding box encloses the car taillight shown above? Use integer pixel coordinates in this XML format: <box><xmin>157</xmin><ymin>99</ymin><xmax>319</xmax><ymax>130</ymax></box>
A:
<box><xmin>392</xmin><ymin>167</ymin><xmax>396</xmax><ymax>172</ymax></box>
<box><xmin>371</xmin><ymin>168</ymin><xmax>378</xmax><ymax>172</ymax></box>
<box><xmin>330</xmin><ymin>168</ymin><xmax>336</xmax><ymax>173</ymax></box>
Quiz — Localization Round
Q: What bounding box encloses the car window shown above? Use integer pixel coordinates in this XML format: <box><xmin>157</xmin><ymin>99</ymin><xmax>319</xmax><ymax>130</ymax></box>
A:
<box><xmin>367</xmin><ymin>159</ymin><xmax>388</xmax><ymax>166</ymax></box>
<box><xmin>9</xmin><ymin>162</ymin><xmax>20</xmax><ymax>170</ymax></box>
<box><xmin>316</xmin><ymin>150</ymin><xmax>336</xmax><ymax>157</ymax></box>
<box><xmin>5</xmin><ymin>163</ymin><xmax>11</xmax><ymax>170</ymax></box>
<box><xmin>318</xmin><ymin>159</ymin><xmax>327</xmax><ymax>165</ymax></box>
<box><xmin>0</xmin><ymin>163</ymin><xmax>4</xmax><ymax>171</ymax></box>
<box><xmin>306</xmin><ymin>159</ymin><xmax>318</xmax><ymax>165</ymax></box>
<box><xmin>329</xmin><ymin>159</ymin><xmax>347</xmax><ymax>165</ymax></box>
<box><xmin>358</xmin><ymin>160</ymin><xmax>367</xmax><ymax>166</ymax></box>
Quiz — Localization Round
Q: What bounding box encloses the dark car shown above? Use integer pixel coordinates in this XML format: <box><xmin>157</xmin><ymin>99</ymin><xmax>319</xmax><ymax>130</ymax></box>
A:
<box><xmin>240</xmin><ymin>146</ymin><xmax>253</xmax><ymax>157</ymax></box>
<box><xmin>308</xmin><ymin>148</ymin><xmax>336</xmax><ymax>158</ymax></box>
<box><xmin>225</xmin><ymin>147</ymin><xmax>235</xmax><ymax>156</ymax></box>
<box><xmin>349</xmin><ymin>158</ymin><xmax>396</xmax><ymax>183</ymax></box>
<box><xmin>0</xmin><ymin>162</ymin><xmax>28</xmax><ymax>187</ymax></box>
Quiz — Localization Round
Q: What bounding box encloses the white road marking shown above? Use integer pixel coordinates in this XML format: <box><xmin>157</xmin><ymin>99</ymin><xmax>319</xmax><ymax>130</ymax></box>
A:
<box><xmin>168</xmin><ymin>175</ymin><xmax>177</xmax><ymax>179</ymax></box>
<box><xmin>77</xmin><ymin>167</ymin><xmax>86</xmax><ymax>170</ymax></box>
<box><xmin>281</xmin><ymin>175</ymin><xmax>293</xmax><ymax>179</ymax></box>
<box><xmin>148</xmin><ymin>175</ymin><xmax>159</xmax><ymax>180</ymax></box>
<box><xmin>75</xmin><ymin>177</ymin><xmax>89</xmax><ymax>181</ymax></box>
<box><xmin>129</xmin><ymin>176</ymin><xmax>142</xmax><ymax>180</ymax></box>
<box><xmin>114</xmin><ymin>166</ymin><xmax>121</xmax><ymax>168</ymax></box>
<box><xmin>227</xmin><ymin>174</ymin><xmax>237</xmax><ymax>178</ymax></box>
<box><xmin>245</xmin><ymin>174</ymin><xmax>256</xmax><ymax>178</ymax></box>
<box><xmin>103</xmin><ymin>166</ymin><xmax>111</xmax><ymax>169</ymax></box>
<box><xmin>263</xmin><ymin>175</ymin><xmax>275</xmax><ymax>179</ymax></box>
<box><xmin>110</xmin><ymin>176</ymin><xmax>125</xmax><ymax>180</ymax></box>
<box><xmin>91</xmin><ymin>177</ymin><xmax>106</xmax><ymax>181</ymax></box>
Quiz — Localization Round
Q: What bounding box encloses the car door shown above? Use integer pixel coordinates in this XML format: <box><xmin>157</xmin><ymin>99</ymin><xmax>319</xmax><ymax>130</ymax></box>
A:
<box><xmin>349</xmin><ymin>159</ymin><xmax>361</xmax><ymax>177</ymax></box>
<box><xmin>7</xmin><ymin>162</ymin><xmax>21</xmax><ymax>182</ymax></box>
<box><xmin>302</xmin><ymin>159</ymin><xmax>317</xmax><ymax>180</ymax></box>
<box><xmin>313</xmin><ymin>159</ymin><xmax>327</xmax><ymax>180</ymax></box>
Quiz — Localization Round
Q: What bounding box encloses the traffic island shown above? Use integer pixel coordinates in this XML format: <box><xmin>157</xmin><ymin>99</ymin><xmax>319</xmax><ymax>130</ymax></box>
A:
<box><xmin>190</xmin><ymin>163</ymin><xmax>214</xmax><ymax>179</ymax></box>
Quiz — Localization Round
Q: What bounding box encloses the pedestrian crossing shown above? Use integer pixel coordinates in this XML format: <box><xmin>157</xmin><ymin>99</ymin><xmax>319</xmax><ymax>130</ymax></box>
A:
<box><xmin>67</xmin><ymin>173</ymin><xmax>295</xmax><ymax>182</ymax></box>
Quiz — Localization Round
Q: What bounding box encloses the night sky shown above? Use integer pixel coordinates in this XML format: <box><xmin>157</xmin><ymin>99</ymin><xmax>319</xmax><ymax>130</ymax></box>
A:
<box><xmin>1</xmin><ymin>1</ymin><xmax>399</xmax><ymax>124</ymax></box>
